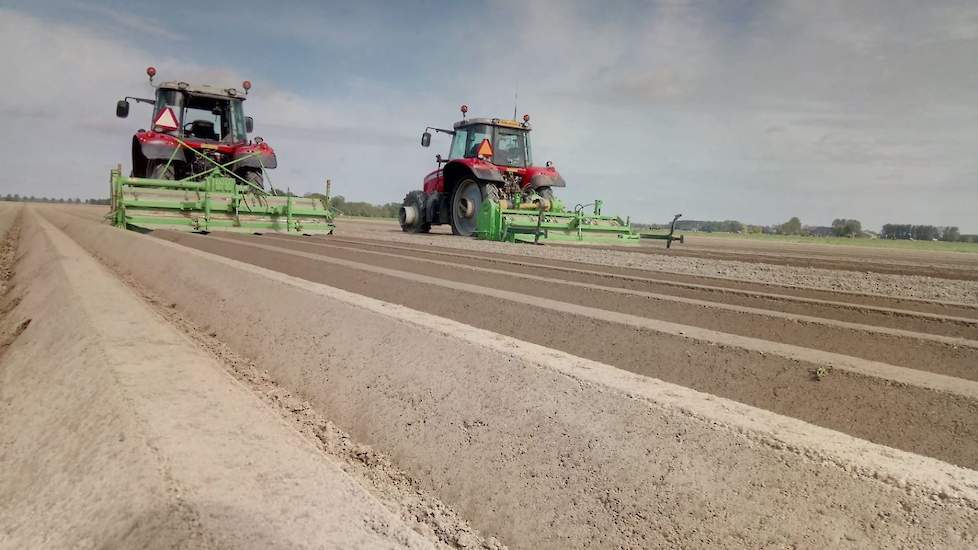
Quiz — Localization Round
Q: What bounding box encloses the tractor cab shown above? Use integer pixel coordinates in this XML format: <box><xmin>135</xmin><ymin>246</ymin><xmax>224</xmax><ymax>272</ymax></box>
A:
<box><xmin>147</xmin><ymin>83</ymin><xmax>252</xmax><ymax>144</ymax></box>
<box><xmin>445</xmin><ymin>117</ymin><xmax>532</xmax><ymax>168</ymax></box>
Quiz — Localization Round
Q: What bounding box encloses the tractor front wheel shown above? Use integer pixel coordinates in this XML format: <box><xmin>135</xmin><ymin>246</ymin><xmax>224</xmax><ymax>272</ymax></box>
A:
<box><xmin>400</xmin><ymin>190</ymin><xmax>431</xmax><ymax>233</ymax></box>
<box><xmin>450</xmin><ymin>178</ymin><xmax>487</xmax><ymax>236</ymax></box>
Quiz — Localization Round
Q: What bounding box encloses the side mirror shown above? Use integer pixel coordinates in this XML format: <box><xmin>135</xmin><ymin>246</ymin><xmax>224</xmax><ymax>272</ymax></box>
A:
<box><xmin>116</xmin><ymin>100</ymin><xmax>130</xmax><ymax>118</ymax></box>
<box><xmin>421</xmin><ymin>131</ymin><xmax>431</xmax><ymax>147</ymax></box>
<box><xmin>245</xmin><ymin>116</ymin><xmax>254</xmax><ymax>133</ymax></box>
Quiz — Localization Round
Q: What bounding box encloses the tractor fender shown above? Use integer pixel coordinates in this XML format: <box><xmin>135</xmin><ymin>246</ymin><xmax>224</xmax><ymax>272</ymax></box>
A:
<box><xmin>528</xmin><ymin>172</ymin><xmax>567</xmax><ymax>189</ymax></box>
<box><xmin>525</xmin><ymin>166</ymin><xmax>567</xmax><ymax>189</ymax></box>
<box><xmin>133</xmin><ymin>133</ymin><xmax>187</xmax><ymax>160</ymax></box>
<box><xmin>442</xmin><ymin>160</ymin><xmax>501</xmax><ymax>200</ymax></box>
<box><xmin>132</xmin><ymin>134</ymin><xmax>187</xmax><ymax>177</ymax></box>
<box><xmin>233</xmin><ymin>142</ymin><xmax>278</xmax><ymax>170</ymax></box>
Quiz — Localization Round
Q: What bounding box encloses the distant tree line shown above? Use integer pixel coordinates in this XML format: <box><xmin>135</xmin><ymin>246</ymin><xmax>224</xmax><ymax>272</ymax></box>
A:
<box><xmin>304</xmin><ymin>194</ymin><xmax>400</xmax><ymax>218</ymax></box>
<box><xmin>673</xmin><ymin>219</ymin><xmax>745</xmax><ymax>233</ymax></box>
<box><xmin>880</xmin><ymin>224</ymin><xmax>974</xmax><ymax>242</ymax></box>
<box><xmin>666</xmin><ymin>216</ymin><xmax>976</xmax><ymax>243</ymax></box>
<box><xmin>1</xmin><ymin>194</ymin><xmax>108</xmax><ymax>204</ymax></box>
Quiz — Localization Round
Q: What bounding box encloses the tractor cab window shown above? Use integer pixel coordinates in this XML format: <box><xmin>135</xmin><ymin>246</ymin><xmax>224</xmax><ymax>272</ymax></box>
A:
<box><xmin>153</xmin><ymin>89</ymin><xmax>246</xmax><ymax>143</ymax></box>
<box><xmin>494</xmin><ymin>128</ymin><xmax>531</xmax><ymax>168</ymax></box>
<box><xmin>183</xmin><ymin>95</ymin><xmax>233</xmax><ymax>142</ymax></box>
<box><xmin>449</xmin><ymin>124</ymin><xmax>492</xmax><ymax>160</ymax></box>
<box><xmin>228</xmin><ymin>100</ymin><xmax>247</xmax><ymax>142</ymax></box>
<box><xmin>153</xmin><ymin>89</ymin><xmax>183</xmax><ymax>134</ymax></box>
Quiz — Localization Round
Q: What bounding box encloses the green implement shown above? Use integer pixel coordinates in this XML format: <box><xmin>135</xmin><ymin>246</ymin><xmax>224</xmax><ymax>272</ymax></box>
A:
<box><xmin>475</xmin><ymin>195</ymin><xmax>641</xmax><ymax>245</ymax></box>
<box><xmin>108</xmin><ymin>134</ymin><xmax>334</xmax><ymax>235</ymax></box>
<box><xmin>109</xmin><ymin>167</ymin><xmax>335</xmax><ymax>235</ymax></box>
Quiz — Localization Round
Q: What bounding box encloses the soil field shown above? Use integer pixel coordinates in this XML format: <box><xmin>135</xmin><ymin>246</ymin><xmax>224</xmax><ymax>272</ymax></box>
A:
<box><xmin>2</xmin><ymin>203</ymin><xmax>977</xmax><ymax>549</ymax></box>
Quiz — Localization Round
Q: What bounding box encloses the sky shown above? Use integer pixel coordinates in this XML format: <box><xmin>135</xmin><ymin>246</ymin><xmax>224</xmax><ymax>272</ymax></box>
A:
<box><xmin>1</xmin><ymin>0</ymin><xmax>976</xmax><ymax>231</ymax></box>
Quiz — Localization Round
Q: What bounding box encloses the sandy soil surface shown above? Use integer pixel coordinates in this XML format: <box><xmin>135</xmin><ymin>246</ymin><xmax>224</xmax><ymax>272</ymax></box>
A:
<box><xmin>0</xmin><ymin>206</ymin><xmax>496</xmax><ymax>549</ymax></box>
<box><xmin>333</xmin><ymin>217</ymin><xmax>978</xmax><ymax>304</ymax></box>
<box><xmin>20</xmin><ymin>204</ymin><xmax>978</xmax><ymax>548</ymax></box>
<box><xmin>142</xmin><ymin>229</ymin><xmax>978</xmax><ymax>471</ymax></box>
<box><xmin>678</xmin><ymin>233</ymin><xmax>978</xmax><ymax>268</ymax></box>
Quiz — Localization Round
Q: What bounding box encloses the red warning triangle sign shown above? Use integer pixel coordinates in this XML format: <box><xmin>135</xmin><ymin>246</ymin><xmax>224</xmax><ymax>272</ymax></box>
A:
<box><xmin>153</xmin><ymin>107</ymin><xmax>179</xmax><ymax>131</ymax></box>
<box><xmin>476</xmin><ymin>138</ymin><xmax>493</xmax><ymax>157</ymax></box>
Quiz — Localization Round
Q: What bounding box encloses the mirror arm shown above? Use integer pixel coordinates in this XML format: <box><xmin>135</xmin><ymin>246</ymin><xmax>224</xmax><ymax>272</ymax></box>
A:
<box><xmin>124</xmin><ymin>96</ymin><xmax>155</xmax><ymax>106</ymax></box>
<box><xmin>425</xmin><ymin>126</ymin><xmax>455</xmax><ymax>136</ymax></box>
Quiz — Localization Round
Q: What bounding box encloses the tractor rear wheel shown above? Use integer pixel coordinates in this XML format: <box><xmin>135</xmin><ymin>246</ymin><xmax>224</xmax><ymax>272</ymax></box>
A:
<box><xmin>241</xmin><ymin>170</ymin><xmax>264</xmax><ymax>190</ymax></box>
<box><xmin>148</xmin><ymin>161</ymin><xmax>175</xmax><ymax>180</ymax></box>
<box><xmin>450</xmin><ymin>178</ymin><xmax>486</xmax><ymax>236</ymax></box>
<box><xmin>485</xmin><ymin>183</ymin><xmax>500</xmax><ymax>204</ymax></box>
<box><xmin>400</xmin><ymin>190</ymin><xmax>431</xmax><ymax>233</ymax></box>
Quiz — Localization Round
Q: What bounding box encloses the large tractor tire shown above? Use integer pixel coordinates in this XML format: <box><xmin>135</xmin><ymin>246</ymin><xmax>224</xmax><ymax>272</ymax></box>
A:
<box><xmin>241</xmin><ymin>170</ymin><xmax>264</xmax><ymax>190</ymax></box>
<box><xmin>399</xmin><ymin>190</ymin><xmax>431</xmax><ymax>233</ymax></box>
<box><xmin>148</xmin><ymin>160</ymin><xmax>175</xmax><ymax>180</ymax></box>
<box><xmin>450</xmin><ymin>178</ymin><xmax>489</xmax><ymax>236</ymax></box>
<box><xmin>536</xmin><ymin>186</ymin><xmax>554</xmax><ymax>202</ymax></box>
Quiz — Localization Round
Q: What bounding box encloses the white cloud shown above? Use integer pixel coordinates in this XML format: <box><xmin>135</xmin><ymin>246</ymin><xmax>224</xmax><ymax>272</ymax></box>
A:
<box><xmin>64</xmin><ymin>1</ymin><xmax>189</xmax><ymax>42</ymax></box>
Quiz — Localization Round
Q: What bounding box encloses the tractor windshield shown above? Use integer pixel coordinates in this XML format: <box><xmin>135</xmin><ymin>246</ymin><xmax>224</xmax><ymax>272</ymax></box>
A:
<box><xmin>449</xmin><ymin>124</ymin><xmax>492</xmax><ymax>159</ymax></box>
<box><xmin>449</xmin><ymin>123</ymin><xmax>532</xmax><ymax>167</ymax></box>
<box><xmin>494</xmin><ymin>128</ymin><xmax>531</xmax><ymax>168</ymax></box>
<box><xmin>153</xmin><ymin>89</ymin><xmax>247</xmax><ymax>143</ymax></box>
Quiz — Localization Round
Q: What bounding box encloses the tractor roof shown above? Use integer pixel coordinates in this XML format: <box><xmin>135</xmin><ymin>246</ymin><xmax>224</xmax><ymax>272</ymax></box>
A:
<box><xmin>453</xmin><ymin>117</ymin><xmax>529</xmax><ymax>131</ymax></box>
<box><xmin>157</xmin><ymin>81</ymin><xmax>246</xmax><ymax>100</ymax></box>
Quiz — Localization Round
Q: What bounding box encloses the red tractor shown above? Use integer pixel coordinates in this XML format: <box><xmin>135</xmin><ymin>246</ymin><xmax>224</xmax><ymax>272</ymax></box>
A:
<box><xmin>115</xmin><ymin>67</ymin><xmax>276</xmax><ymax>188</ymax></box>
<box><xmin>399</xmin><ymin>105</ymin><xmax>566</xmax><ymax>235</ymax></box>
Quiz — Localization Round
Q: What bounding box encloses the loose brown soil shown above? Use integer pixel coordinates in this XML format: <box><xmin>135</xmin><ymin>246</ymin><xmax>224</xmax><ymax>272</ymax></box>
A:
<box><xmin>7</xmin><ymin>204</ymin><xmax>978</xmax><ymax>549</ymax></box>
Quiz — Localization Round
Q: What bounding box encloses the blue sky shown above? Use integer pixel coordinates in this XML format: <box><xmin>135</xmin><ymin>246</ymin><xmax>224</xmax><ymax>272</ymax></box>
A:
<box><xmin>2</xmin><ymin>0</ymin><xmax>977</xmax><ymax>231</ymax></box>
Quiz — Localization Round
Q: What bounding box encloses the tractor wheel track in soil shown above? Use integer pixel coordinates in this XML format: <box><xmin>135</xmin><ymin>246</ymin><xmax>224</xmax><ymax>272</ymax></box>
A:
<box><xmin>219</xmin><ymin>232</ymin><xmax>978</xmax><ymax>379</ymax></box>
<box><xmin>578</xmin><ymin>241</ymin><xmax>978</xmax><ymax>281</ymax></box>
<box><xmin>319</xmin><ymin>233</ymin><xmax>978</xmax><ymax>320</ymax></box>
<box><xmin>149</xmin><ymin>229</ymin><xmax>978</xmax><ymax>471</ymax></box>
<box><xmin>261</xmin><ymin>233</ymin><xmax>978</xmax><ymax>340</ymax></box>
<box><xmin>58</xmin><ymin>208</ymin><xmax>978</xmax><ymax>315</ymax></box>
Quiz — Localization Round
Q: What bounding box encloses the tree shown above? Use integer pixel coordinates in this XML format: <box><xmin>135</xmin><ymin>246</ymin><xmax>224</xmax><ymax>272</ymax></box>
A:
<box><xmin>780</xmin><ymin>217</ymin><xmax>802</xmax><ymax>235</ymax></box>
<box><xmin>912</xmin><ymin>225</ymin><xmax>940</xmax><ymax>241</ymax></box>
<box><xmin>941</xmin><ymin>227</ymin><xmax>960</xmax><ymax>242</ymax></box>
<box><xmin>832</xmin><ymin>218</ymin><xmax>862</xmax><ymax>238</ymax></box>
